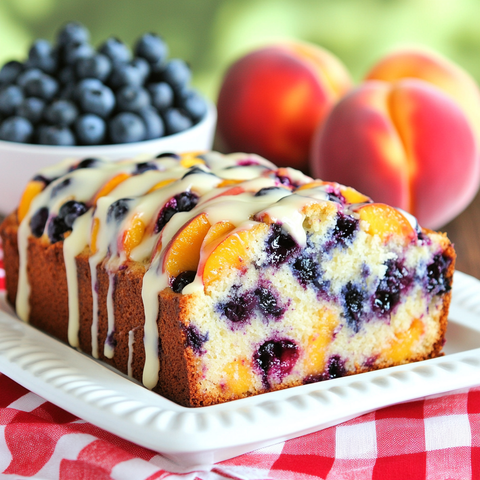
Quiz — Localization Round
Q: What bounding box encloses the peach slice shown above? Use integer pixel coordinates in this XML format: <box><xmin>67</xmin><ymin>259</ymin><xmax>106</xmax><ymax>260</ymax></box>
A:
<box><xmin>163</xmin><ymin>213</ymin><xmax>211</xmax><ymax>279</ymax></box>
<box><xmin>122</xmin><ymin>214</ymin><xmax>146</xmax><ymax>258</ymax></box>
<box><xmin>201</xmin><ymin>223</ymin><xmax>269</xmax><ymax>289</ymax></box>
<box><xmin>222</xmin><ymin>358</ymin><xmax>253</xmax><ymax>396</ymax></box>
<box><xmin>203</xmin><ymin>221</ymin><xmax>236</xmax><ymax>247</ymax></box>
<box><xmin>92</xmin><ymin>173</ymin><xmax>131</xmax><ymax>204</ymax></box>
<box><xmin>217</xmin><ymin>179</ymin><xmax>244</xmax><ymax>188</ymax></box>
<box><xmin>340</xmin><ymin>187</ymin><xmax>371</xmax><ymax>204</ymax></box>
<box><xmin>148</xmin><ymin>178</ymin><xmax>176</xmax><ymax>193</ymax></box>
<box><xmin>356</xmin><ymin>203</ymin><xmax>416</xmax><ymax>245</ymax></box>
<box><xmin>303</xmin><ymin>307</ymin><xmax>338</xmax><ymax>375</ymax></box>
<box><xmin>90</xmin><ymin>217</ymin><xmax>100</xmax><ymax>254</ymax></box>
<box><xmin>383</xmin><ymin>318</ymin><xmax>424</xmax><ymax>363</ymax></box>
<box><xmin>18</xmin><ymin>180</ymin><xmax>45</xmax><ymax>222</ymax></box>
<box><xmin>180</xmin><ymin>152</ymin><xmax>206</xmax><ymax>168</ymax></box>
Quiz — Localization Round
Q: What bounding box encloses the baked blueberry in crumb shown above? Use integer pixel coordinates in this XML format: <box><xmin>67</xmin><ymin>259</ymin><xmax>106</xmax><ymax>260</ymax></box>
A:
<box><xmin>183</xmin><ymin>324</ymin><xmax>208</xmax><ymax>355</ymax></box>
<box><xmin>326</xmin><ymin>355</ymin><xmax>346</xmax><ymax>379</ymax></box>
<box><xmin>29</xmin><ymin>207</ymin><xmax>49</xmax><ymax>237</ymax></box>
<box><xmin>218</xmin><ymin>289</ymin><xmax>256</xmax><ymax>324</ymax></box>
<box><xmin>172</xmin><ymin>270</ymin><xmax>196</xmax><ymax>293</ymax></box>
<box><xmin>254</xmin><ymin>286</ymin><xmax>285</xmax><ymax>319</ymax></box>
<box><xmin>326</xmin><ymin>212</ymin><xmax>359</xmax><ymax>250</ymax></box>
<box><xmin>342</xmin><ymin>282</ymin><xmax>366</xmax><ymax>332</ymax></box>
<box><xmin>106</xmin><ymin>331</ymin><xmax>117</xmax><ymax>348</ymax></box>
<box><xmin>254</xmin><ymin>339</ymin><xmax>299</xmax><ymax>387</ymax></box>
<box><xmin>426</xmin><ymin>254</ymin><xmax>452</xmax><ymax>295</ymax></box>
<box><xmin>264</xmin><ymin>223</ymin><xmax>299</xmax><ymax>266</ymax></box>
<box><xmin>107</xmin><ymin>198</ymin><xmax>132</xmax><ymax>223</ymax></box>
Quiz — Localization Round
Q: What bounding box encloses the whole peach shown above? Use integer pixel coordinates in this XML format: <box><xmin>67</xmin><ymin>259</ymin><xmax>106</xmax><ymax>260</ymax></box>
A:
<box><xmin>216</xmin><ymin>42</ymin><xmax>352</xmax><ymax>172</ymax></box>
<box><xmin>310</xmin><ymin>79</ymin><xmax>480</xmax><ymax>229</ymax></box>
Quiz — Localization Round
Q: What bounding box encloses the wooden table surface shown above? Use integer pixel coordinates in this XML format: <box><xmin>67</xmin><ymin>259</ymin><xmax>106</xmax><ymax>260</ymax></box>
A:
<box><xmin>1</xmin><ymin>189</ymin><xmax>479</xmax><ymax>279</ymax></box>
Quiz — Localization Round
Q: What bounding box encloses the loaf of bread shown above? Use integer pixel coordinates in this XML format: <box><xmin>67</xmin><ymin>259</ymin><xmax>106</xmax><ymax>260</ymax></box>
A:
<box><xmin>0</xmin><ymin>151</ymin><xmax>455</xmax><ymax>407</ymax></box>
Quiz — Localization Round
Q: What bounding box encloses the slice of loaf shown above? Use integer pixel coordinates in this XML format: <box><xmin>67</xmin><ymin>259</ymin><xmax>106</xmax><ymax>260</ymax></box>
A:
<box><xmin>0</xmin><ymin>152</ymin><xmax>455</xmax><ymax>407</ymax></box>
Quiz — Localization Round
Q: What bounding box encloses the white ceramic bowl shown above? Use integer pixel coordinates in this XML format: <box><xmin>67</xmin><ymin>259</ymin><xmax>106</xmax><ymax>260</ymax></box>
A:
<box><xmin>0</xmin><ymin>101</ymin><xmax>217</xmax><ymax>215</ymax></box>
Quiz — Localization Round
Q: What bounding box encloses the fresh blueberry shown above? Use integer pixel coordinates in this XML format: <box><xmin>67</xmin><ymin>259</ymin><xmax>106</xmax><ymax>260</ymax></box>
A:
<box><xmin>134</xmin><ymin>33</ymin><xmax>168</xmax><ymax>64</ymax></box>
<box><xmin>58</xmin><ymin>200</ymin><xmax>88</xmax><ymax>228</ymax></box>
<box><xmin>15</xmin><ymin>97</ymin><xmax>45</xmax><ymax>124</ymax></box>
<box><xmin>58</xmin><ymin>66</ymin><xmax>76</xmax><ymax>85</ymax></box>
<box><xmin>74</xmin><ymin>78</ymin><xmax>103</xmax><ymax>100</ymax></box>
<box><xmin>254</xmin><ymin>287</ymin><xmax>285</xmax><ymax>319</ymax></box>
<box><xmin>75</xmin><ymin>114</ymin><xmax>106</xmax><ymax>145</ymax></box>
<box><xmin>0</xmin><ymin>116</ymin><xmax>33</xmax><ymax>143</ymax></box>
<box><xmin>0</xmin><ymin>85</ymin><xmax>24</xmax><ymax>116</ymax></box>
<box><xmin>183</xmin><ymin>324</ymin><xmax>208</xmax><ymax>355</ymax></box>
<box><xmin>98</xmin><ymin>37</ymin><xmax>131</xmax><ymax>65</ymax></box>
<box><xmin>426</xmin><ymin>254</ymin><xmax>452</xmax><ymax>295</ymax></box>
<box><xmin>78</xmin><ymin>82</ymin><xmax>115</xmax><ymax>118</ymax></box>
<box><xmin>147</xmin><ymin>82</ymin><xmax>173</xmax><ymax>111</ymax></box>
<box><xmin>27</xmin><ymin>39</ymin><xmax>57</xmax><ymax>74</ymax></box>
<box><xmin>172</xmin><ymin>271</ymin><xmax>196</xmax><ymax>293</ymax></box>
<box><xmin>75</xmin><ymin>53</ymin><xmax>112</xmax><ymax>82</ymax></box>
<box><xmin>24</xmin><ymin>73</ymin><xmax>58</xmax><ymax>101</ymax></box>
<box><xmin>134</xmin><ymin>161</ymin><xmax>158</xmax><ymax>174</ymax></box>
<box><xmin>264</xmin><ymin>223</ymin><xmax>299</xmax><ymax>266</ymax></box>
<box><xmin>254</xmin><ymin>339</ymin><xmax>299</xmax><ymax>387</ymax></box>
<box><xmin>161</xmin><ymin>59</ymin><xmax>191</xmax><ymax>89</ymax></box>
<box><xmin>29</xmin><ymin>207</ymin><xmax>49</xmax><ymax>237</ymax></box>
<box><xmin>44</xmin><ymin>99</ymin><xmax>78</xmax><ymax>126</ymax></box>
<box><xmin>109</xmin><ymin>112</ymin><xmax>146</xmax><ymax>143</ymax></box>
<box><xmin>138</xmin><ymin>106</ymin><xmax>164</xmax><ymax>140</ymax></box>
<box><xmin>109</xmin><ymin>58</ymin><xmax>150</xmax><ymax>89</ymax></box>
<box><xmin>37</xmin><ymin>125</ymin><xmax>76</xmax><ymax>145</ymax></box>
<box><xmin>16</xmin><ymin>68</ymin><xmax>42</xmax><ymax>88</ymax></box>
<box><xmin>57</xmin><ymin>22</ymin><xmax>90</xmax><ymax>45</ymax></box>
<box><xmin>163</xmin><ymin>108</ymin><xmax>193</xmax><ymax>135</ymax></box>
<box><xmin>61</xmin><ymin>41</ymin><xmax>94</xmax><ymax>66</ymax></box>
<box><xmin>342</xmin><ymin>282</ymin><xmax>365</xmax><ymax>332</ymax></box>
<box><xmin>116</xmin><ymin>85</ymin><xmax>151</xmax><ymax>112</ymax></box>
<box><xmin>0</xmin><ymin>61</ymin><xmax>24</xmax><ymax>85</ymax></box>
<box><xmin>107</xmin><ymin>198</ymin><xmax>132</xmax><ymax>223</ymax></box>
<box><xmin>178</xmin><ymin>89</ymin><xmax>207</xmax><ymax>122</ymax></box>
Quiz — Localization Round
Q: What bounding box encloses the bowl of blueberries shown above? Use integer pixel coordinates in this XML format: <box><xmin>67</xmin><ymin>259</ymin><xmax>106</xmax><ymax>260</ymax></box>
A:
<box><xmin>0</xmin><ymin>22</ymin><xmax>216</xmax><ymax>215</ymax></box>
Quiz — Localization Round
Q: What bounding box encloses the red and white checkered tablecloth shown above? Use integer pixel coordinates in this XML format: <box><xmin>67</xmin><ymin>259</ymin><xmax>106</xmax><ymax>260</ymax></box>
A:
<box><xmin>0</xmin><ymin>245</ymin><xmax>479</xmax><ymax>480</ymax></box>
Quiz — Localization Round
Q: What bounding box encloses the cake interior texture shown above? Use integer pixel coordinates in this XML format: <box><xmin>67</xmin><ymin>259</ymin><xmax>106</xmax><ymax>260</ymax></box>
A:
<box><xmin>0</xmin><ymin>151</ymin><xmax>455</xmax><ymax>407</ymax></box>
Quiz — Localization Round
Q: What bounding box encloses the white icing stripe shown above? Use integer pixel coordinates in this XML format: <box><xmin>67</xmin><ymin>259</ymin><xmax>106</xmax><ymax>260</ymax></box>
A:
<box><xmin>104</xmin><ymin>271</ymin><xmax>115</xmax><ymax>359</ymax></box>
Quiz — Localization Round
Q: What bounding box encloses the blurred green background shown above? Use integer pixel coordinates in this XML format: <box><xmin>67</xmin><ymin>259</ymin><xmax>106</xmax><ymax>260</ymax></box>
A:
<box><xmin>1</xmin><ymin>0</ymin><xmax>480</xmax><ymax>101</ymax></box>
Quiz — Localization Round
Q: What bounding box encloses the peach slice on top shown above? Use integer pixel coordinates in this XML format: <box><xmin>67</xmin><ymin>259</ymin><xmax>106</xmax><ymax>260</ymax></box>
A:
<box><xmin>92</xmin><ymin>172</ymin><xmax>131</xmax><ymax>204</ymax></box>
<box><xmin>163</xmin><ymin>213</ymin><xmax>211</xmax><ymax>279</ymax></box>
<box><xmin>179</xmin><ymin>151</ymin><xmax>206</xmax><ymax>168</ymax></box>
<box><xmin>340</xmin><ymin>186</ymin><xmax>371</xmax><ymax>204</ymax></box>
<box><xmin>200</xmin><ymin>223</ymin><xmax>269</xmax><ymax>289</ymax></box>
<box><xmin>18</xmin><ymin>179</ymin><xmax>45</xmax><ymax>222</ymax></box>
<box><xmin>356</xmin><ymin>203</ymin><xmax>416</xmax><ymax>245</ymax></box>
<box><xmin>121</xmin><ymin>214</ymin><xmax>146</xmax><ymax>258</ymax></box>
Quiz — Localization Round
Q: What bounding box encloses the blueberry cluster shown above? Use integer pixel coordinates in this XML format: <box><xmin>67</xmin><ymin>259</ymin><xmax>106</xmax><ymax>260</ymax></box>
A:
<box><xmin>0</xmin><ymin>22</ymin><xmax>207</xmax><ymax>145</ymax></box>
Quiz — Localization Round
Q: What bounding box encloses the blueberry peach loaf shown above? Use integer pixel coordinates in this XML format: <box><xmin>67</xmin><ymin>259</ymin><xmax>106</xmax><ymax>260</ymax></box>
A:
<box><xmin>0</xmin><ymin>151</ymin><xmax>455</xmax><ymax>407</ymax></box>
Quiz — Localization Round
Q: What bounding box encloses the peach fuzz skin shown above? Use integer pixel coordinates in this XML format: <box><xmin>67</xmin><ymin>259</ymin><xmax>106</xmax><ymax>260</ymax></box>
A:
<box><xmin>365</xmin><ymin>48</ymin><xmax>480</xmax><ymax>144</ymax></box>
<box><xmin>310</xmin><ymin>79</ymin><xmax>480</xmax><ymax>229</ymax></box>
<box><xmin>216</xmin><ymin>42</ymin><xmax>352</xmax><ymax>172</ymax></box>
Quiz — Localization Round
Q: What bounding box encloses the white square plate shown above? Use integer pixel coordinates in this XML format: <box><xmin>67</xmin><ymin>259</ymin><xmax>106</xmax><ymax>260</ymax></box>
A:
<box><xmin>0</xmin><ymin>271</ymin><xmax>479</xmax><ymax>468</ymax></box>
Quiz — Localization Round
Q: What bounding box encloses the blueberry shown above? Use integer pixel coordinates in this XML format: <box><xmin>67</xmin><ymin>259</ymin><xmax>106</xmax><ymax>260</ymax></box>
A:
<box><xmin>107</xmin><ymin>198</ymin><xmax>132</xmax><ymax>223</ymax></box>
<box><xmin>0</xmin><ymin>61</ymin><xmax>24</xmax><ymax>85</ymax></box>
<box><xmin>57</xmin><ymin>22</ymin><xmax>90</xmax><ymax>45</ymax></box>
<box><xmin>163</xmin><ymin>108</ymin><xmax>193</xmax><ymax>135</ymax></box>
<box><xmin>156</xmin><ymin>152</ymin><xmax>179</xmax><ymax>159</ymax></box>
<box><xmin>154</xmin><ymin>191</ymin><xmax>199</xmax><ymax>233</ymax></box>
<box><xmin>426</xmin><ymin>254</ymin><xmax>452</xmax><ymax>295</ymax></box>
<box><xmin>0</xmin><ymin>116</ymin><xmax>33</xmax><ymax>143</ymax></box>
<box><xmin>176</xmin><ymin>191</ymin><xmax>198</xmax><ymax>211</ymax></box>
<box><xmin>74</xmin><ymin>78</ymin><xmax>103</xmax><ymax>100</ymax></box>
<box><xmin>179</xmin><ymin>89</ymin><xmax>207</xmax><ymax>122</ymax></box>
<box><xmin>326</xmin><ymin>212</ymin><xmax>358</xmax><ymax>251</ymax></box>
<box><xmin>37</xmin><ymin>125</ymin><xmax>76</xmax><ymax>146</ymax></box>
<box><xmin>183</xmin><ymin>324</ymin><xmax>208</xmax><ymax>355</ymax></box>
<box><xmin>172</xmin><ymin>271</ymin><xmax>196</xmax><ymax>293</ymax></box>
<box><xmin>254</xmin><ymin>186</ymin><xmax>289</xmax><ymax>197</ymax></box>
<box><xmin>29</xmin><ymin>207</ymin><xmax>49</xmax><ymax>237</ymax></box>
<box><xmin>0</xmin><ymin>85</ymin><xmax>24</xmax><ymax>116</ymax></box>
<box><xmin>50</xmin><ymin>178</ymin><xmax>71</xmax><ymax>198</ymax></box>
<box><xmin>74</xmin><ymin>157</ymin><xmax>100</xmax><ymax>169</ymax></box>
<box><xmin>147</xmin><ymin>82</ymin><xmax>173</xmax><ymax>111</ymax></box>
<box><xmin>16</xmin><ymin>68</ymin><xmax>42</xmax><ymax>88</ymax></box>
<box><xmin>109</xmin><ymin>112</ymin><xmax>146</xmax><ymax>143</ymax></box>
<box><xmin>181</xmin><ymin>166</ymin><xmax>215</xmax><ymax>179</ymax></box>
<box><xmin>58</xmin><ymin>66</ymin><xmax>76</xmax><ymax>85</ymax></box>
<box><xmin>264</xmin><ymin>223</ymin><xmax>299</xmax><ymax>266</ymax></box>
<box><xmin>134</xmin><ymin>161</ymin><xmax>158</xmax><ymax>174</ymax></box>
<box><xmin>24</xmin><ymin>73</ymin><xmax>58</xmax><ymax>101</ymax></box>
<box><xmin>138</xmin><ymin>106</ymin><xmax>164</xmax><ymax>140</ymax></box>
<box><xmin>254</xmin><ymin>287</ymin><xmax>285</xmax><ymax>319</ymax></box>
<box><xmin>161</xmin><ymin>59</ymin><xmax>191</xmax><ymax>89</ymax></box>
<box><xmin>58</xmin><ymin>200</ymin><xmax>88</xmax><ymax>228</ymax></box>
<box><xmin>47</xmin><ymin>216</ymin><xmax>69</xmax><ymax>243</ymax></box>
<box><xmin>116</xmin><ymin>85</ymin><xmax>151</xmax><ymax>112</ymax></box>
<box><xmin>219</xmin><ymin>290</ymin><xmax>257</xmax><ymax>323</ymax></box>
<box><xmin>292</xmin><ymin>255</ymin><xmax>320</xmax><ymax>287</ymax></box>
<box><xmin>326</xmin><ymin>355</ymin><xmax>346</xmax><ymax>379</ymax></box>
<box><xmin>44</xmin><ymin>99</ymin><xmax>78</xmax><ymax>126</ymax></box>
<box><xmin>27</xmin><ymin>39</ymin><xmax>57</xmax><ymax>74</ymax></box>
<box><xmin>58</xmin><ymin>83</ymin><xmax>76</xmax><ymax>101</ymax></box>
<box><xmin>134</xmin><ymin>33</ymin><xmax>168</xmax><ymax>64</ymax></box>
<box><xmin>254</xmin><ymin>339</ymin><xmax>299</xmax><ymax>387</ymax></box>
<box><xmin>61</xmin><ymin>41</ymin><xmax>94</xmax><ymax>66</ymax></box>
<box><xmin>342</xmin><ymin>282</ymin><xmax>366</xmax><ymax>332</ymax></box>
<box><xmin>75</xmin><ymin>114</ymin><xmax>106</xmax><ymax>145</ymax></box>
<box><xmin>98</xmin><ymin>37</ymin><xmax>131</xmax><ymax>65</ymax></box>
<box><xmin>109</xmin><ymin>58</ymin><xmax>150</xmax><ymax>89</ymax></box>
<box><xmin>77</xmin><ymin>82</ymin><xmax>115</xmax><ymax>118</ymax></box>
<box><xmin>16</xmin><ymin>97</ymin><xmax>45</xmax><ymax>124</ymax></box>
<box><xmin>75</xmin><ymin>54</ymin><xmax>112</xmax><ymax>82</ymax></box>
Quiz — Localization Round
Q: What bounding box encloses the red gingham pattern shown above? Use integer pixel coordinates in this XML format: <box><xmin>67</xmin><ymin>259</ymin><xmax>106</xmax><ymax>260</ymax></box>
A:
<box><xmin>0</xmin><ymin>246</ymin><xmax>479</xmax><ymax>479</ymax></box>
